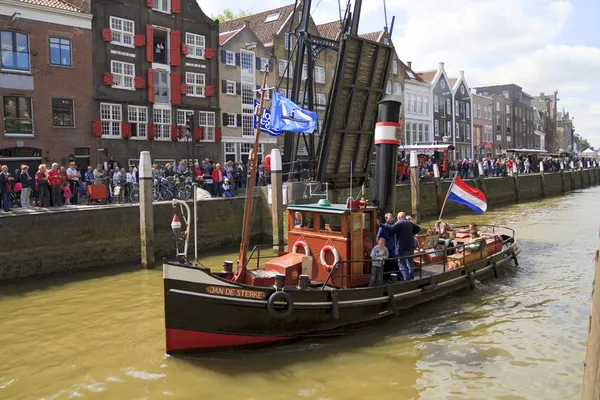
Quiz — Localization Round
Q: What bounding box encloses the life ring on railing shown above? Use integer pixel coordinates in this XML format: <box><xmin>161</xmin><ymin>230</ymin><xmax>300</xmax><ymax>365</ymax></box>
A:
<box><xmin>320</xmin><ymin>245</ymin><xmax>340</xmax><ymax>272</ymax></box>
<box><xmin>267</xmin><ymin>291</ymin><xmax>294</xmax><ymax>319</ymax></box>
<box><xmin>292</xmin><ymin>240</ymin><xmax>311</xmax><ymax>256</ymax></box>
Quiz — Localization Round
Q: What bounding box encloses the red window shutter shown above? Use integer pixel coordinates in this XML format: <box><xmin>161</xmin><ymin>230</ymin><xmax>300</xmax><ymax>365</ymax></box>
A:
<box><xmin>194</xmin><ymin>126</ymin><xmax>203</xmax><ymax>141</ymax></box>
<box><xmin>134</xmin><ymin>34</ymin><xmax>146</xmax><ymax>47</ymax></box>
<box><xmin>147</xmin><ymin>123</ymin><xmax>154</xmax><ymax>139</ymax></box>
<box><xmin>146</xmin><ymin>25</ymin><xmax>154</xmax><ymax>63</ymax></box>
<box><xmin>181</xmin><ymin>43</ymin><xmax>188</xmax><ymax>55</ymax></box>
<box><xmin>92</xmin><ymin>120</ymin><xmax>102</xmax><ymax>137</ymax></box>
<box><xmin>147</xmin><ymin>68</ymin><xmax>155</xmax><ymax>103</ymax></box>
<box><xmin>172</xmin><ymin>0</ymin><xmax>181</xmax><ymax>13</ymax></box>
<box><xmin>215</xmin><ymin>127</ymin><xmax>222</xmax><ymax>142</ymax></box>
<box><xmin>122</xmin><ymin>122</ymin><xmax>131</xmax><ymax>138</ymax></box>
<box><xmin>181</xmin><ymin>83</ymin><xmax>188</xmax><ymax>95</ymax></box>
<box><xmin>135</xmin><ymin>76</ymin><xmax>146</xmax><ymax>89</ymax></box>
<box><xmin>170</xmin><ymin>72</ymin><xmax>181</xmax><ymax>104</ymax></box>
<box><xmin>102</xmin><ymin>28</ymin><xmax>112</xmax><ymax>42</ymax></box>
<box><xmin>171</xmin><ymin>124</ymin><xmax>178</xmax><ymax>141</ymax></box>
<box><xmin>205</xmin><ymin>48</ymin><xmax>215</xmax><ymax>59</ymax></box>
<box><xmin>104</xmin><ymin>72</ymin><xmax>113</xmax><ymax>86</ymax></box>
<box><xmin>205</xmin><ymin>85</ymin><xmax>215</xmax><ymax>97</ymax></box>
<box><xmin>145</xmin><ymin>0</ymin><xmax>153</xmax><ymax>7</ymax></box>
<box><xmin>170</xmin><ymin>30</ymin><xmax>181</xmax><ymax>66</ymax></box>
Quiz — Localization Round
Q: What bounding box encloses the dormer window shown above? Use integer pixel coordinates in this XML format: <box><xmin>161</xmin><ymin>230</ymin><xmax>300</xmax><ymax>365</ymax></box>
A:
<box><xmin>265</xmin><ymin>13</ymin><xmax>280</xmax><ymax>23</ymax></box>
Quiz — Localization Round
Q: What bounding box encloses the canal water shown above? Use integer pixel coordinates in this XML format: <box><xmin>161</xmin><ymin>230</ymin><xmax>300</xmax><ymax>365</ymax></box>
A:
<box><xmin>1</xmin><ymin>187</ymin><xmax>598</xmax><ymax>400</ymax></box>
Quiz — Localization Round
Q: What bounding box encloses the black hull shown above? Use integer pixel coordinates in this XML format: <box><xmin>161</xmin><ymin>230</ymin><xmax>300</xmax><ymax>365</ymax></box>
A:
<box><xmin>163</xmin><ymin>240</ymin><xmax>521</xmax><ymax>354</ymax></box>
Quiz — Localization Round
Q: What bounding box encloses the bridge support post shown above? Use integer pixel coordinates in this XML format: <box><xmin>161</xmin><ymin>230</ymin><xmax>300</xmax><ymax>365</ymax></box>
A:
<box><xmin>581</xmin><ymin>233</ymin><xmax>600</xmax><ymax>400</ymax></box>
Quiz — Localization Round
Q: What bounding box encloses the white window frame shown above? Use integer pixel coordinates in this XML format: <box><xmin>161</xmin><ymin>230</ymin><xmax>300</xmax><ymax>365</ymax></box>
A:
<box><xmin>224</xmin><ymin>143</ymin><xmax>237</xmax><ymax>161</ymax></box>
<box><xmin>424</xmin><ymin>97</ymin><xmax>429</xmax><ymax>116</ymax></box>
<box><xmin>506</xmin><ymin>104</ymin><xmax>510</xmax><ymax>114</ymax></box>
<box><xmin>185</xmin><ymin>72</ymin><xmax>205</xmax><ymax>97</ymax></box>
<box><xmin>455</xmin><ymin>100</ymin><xmax>459</xmax><ymax>116</ymax></box>
<box><xmin>433</xmin><ymin>95</ymin><xmax>438</xmax><ymax>113</ymax></box>
<box><xmin>152</xmin><ymin>0</ymin><xmax>171</xmax><ymax>14</ymax></box>
<box><xmin>315</xmin><ymin>66</ymin><xmax>326</xmax><ymax>84</ymax></box>
<box><xmin>284</xmin><ymin>32</ymin><xmax>292</xmax><ymax>51</ymax></box>
<box><xmin>447</xmin><ymin>121</ymin><xmax>452</xmax><ymax>136</ymax></box>
<box><xmin>434</xmin><ymin>120</ymin><xmax>439</xmax><ymax>136</ymax></box>
<box><xmin>111</xmin><ymin>60</ymin><xmax>135</xmax><ymax>90</ymax></box>
<box><xmin>226</xmin><ymin>80</ymin><xmax>236</xmax><ymax>96</ymax></box>
<box><xmin>198</xmin><ymin>111</ymin><xmax>215</xmax><ymax>142</ymax></box>
<box><xmin>446</xmin><ymin>98</ymin><xmax>451</xmax><ymax>115</ymax></box>
<box><xmin>227</xmin><ymin>113</ymin><xmax>237</xmax><ymax>128</ymax></box>
<box><xmin>394</xmin><ymin>82</ymin><xmax>401</xmax><ymax>95</ymax></box>
<box><xmin>259</xmin><ymin>57</ymin><xmax>270</xmax><ymax>72</ymax></box>
<box><xmin>153</xmin><ymin>106</ymin><xmax>172</xmax><ymax>141</ymax></box>
<box><xmin>393</xmin><ymin>59</ymin><xmax>398</xmax><ymax>75</ymax></box>
<box><xmin>225</xmin><ymin>50</ymin><xmax>236</xmax><ymax>66</ymax></box>
<box><xmin>128</xmin><ymin>105</ymin><xmax>148</xmax><ymax>139</ymax></box>
<box><xmin>418</xmin><ymin>96</ymin><xmax>423</xmax><ymax>114</ymax></box>
<box><xmin>110</xmin><ymin>16</ymin><xmax>134</xmax><ymax>48</ymax></box>
<box><xmin>177</xmin><ymin>109</ymin><xmax>194</xmax><ymax>141</ymax></box>
<box><xmin>185</xmin><ymin>32</ymin><xmax>205</xmax><ymax>59</ymax></box>
<box><xmin>278</xmin><ymin>59</ymin><xmax>293</xmax><ymax>78</ymax></box>
<box><xmin>315</xmin><ymin>93</ymin><xmax>327</xmax><ymax>108</ymax></box>
<box><xmin>466</xmin><ymin>103</ymin><xmax>470</xmax><ymax>118</ymax></box>
<box><xmin>100</xmin><ymin>102</ymin><xmax>122</xmax><ymax>139</ymax></box>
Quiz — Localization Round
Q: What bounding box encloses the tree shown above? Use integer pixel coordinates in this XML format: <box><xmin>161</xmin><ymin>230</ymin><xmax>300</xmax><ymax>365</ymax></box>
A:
<box><xmin>213</xmin><ymin>8</ymin><xmax>250</xmax><ymax>22</ymax></box>
<box><xmin>581</xmin><ymin>138</ymin><xmax>591</xmax><ymax>151</ymax></box>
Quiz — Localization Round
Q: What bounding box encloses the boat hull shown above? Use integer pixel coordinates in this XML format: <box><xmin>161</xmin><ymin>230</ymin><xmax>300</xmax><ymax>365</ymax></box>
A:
<box><xmin>164</xmin><ymin>240</ymin><xmax>521</xmax><ymax>354</ymax></box>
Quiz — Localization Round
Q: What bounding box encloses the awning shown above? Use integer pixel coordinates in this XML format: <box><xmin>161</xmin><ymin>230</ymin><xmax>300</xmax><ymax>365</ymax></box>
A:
<box><xmin>506</xmin><ymin>148</ymin><xmax>548</xmax><ymax>154</ymax></box>
<box><xmin>482</xmin><ymin>141</ymin><xmax>493</xmax><ymax>149</ymax></box>
<box><xmin>398</xmin><ymin>144</ymin><xmax>455</xmax><ymax>152</ymax></box>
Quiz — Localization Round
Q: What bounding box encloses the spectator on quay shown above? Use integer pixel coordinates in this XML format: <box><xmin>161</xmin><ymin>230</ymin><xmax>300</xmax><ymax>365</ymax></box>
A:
<box><xmin>48</xmin><ymin>163</ymin><xmax>63</xmax><ymax>207</ymax></box>
<box><xmin>222</xmin><ymin>178</ymin><xmax>235</xmax><ymax>198</ymax></box>
<box><xmin>176</xmin><ymin>161</ymin><xmax>186</xmax><ymax>174</ymax></box>
<box><xmin>236</xmin><ymin>161</ymin><xmax>246</xmax><ymax>188</ymax></box>
<box><xmin>212</xmin><ymin>163</ymin><xmax>224</xmax><ymax>197</ymax></box>
<box><xmin>0</xmin><ymin>165</ymin><xmax>13</xmax><ymax>212</ymax></box>
<box><xmin>93</xmin><ymin>164</ymin><xmax>105</xmax><ymax>185</ymax></box>
<box><xmin>62</xmin><ymin>182</ymin><xmax>72</xmax><ymax>205</ymax></box>
<box><xmin>193</xmin><ymin>162</ymin><xmax>202</xmax><ymax>181</ymax></box>
<box><xmin>36</xmin><ymin>164</ymin><xmax>50</xmax><ymax>207</ymax></box>
<box><xmin>126</xmin><ymin>166</ymin><xmax>136</xmax><ymax>198</ymax></box>
<box><xmin>82</xmin><ymin>166</ymin><xmax>93</xmax><ymax>195</ymax></box>
<box><xmin>524</xmin><ymin>157</ymin><xmax>531</xmax><ymax>174</ymax></box>
<box><xmin>20</xmin><ymin>165</ymin><xmax>33</xmax><ymax>209</ymax></box>
<box><xmin>164</xmin><ymin>163</ymin><xmax>174</xmax><ymax>177</ymax></box>
<box><xmin>66</xmin><ymin>162</ymin><xmax>80</xmax><ymax>205</ymax></box>
<box><xmin>200</xmin><ymin>159</ymin><xmax>211</xmax><ymax>175</ymax></box>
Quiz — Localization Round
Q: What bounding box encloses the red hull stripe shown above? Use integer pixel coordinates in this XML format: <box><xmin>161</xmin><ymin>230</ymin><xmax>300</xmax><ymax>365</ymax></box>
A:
<box><xmin>375</xmin><ymin>139</ymin><xmax>400</xmax><ymax>145</ymax></box>
<box><xmin>375</xmin><ymin>122</ymin><xmax>401</xmax><ymax>127</ymax></box>
<box><xmin>166</xmin><ymin>328</ymin><xmax>290</xmax><ymax>351</ymax></box>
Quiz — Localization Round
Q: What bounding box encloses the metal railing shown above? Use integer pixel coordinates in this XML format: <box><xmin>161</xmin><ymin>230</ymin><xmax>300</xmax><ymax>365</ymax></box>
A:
<box><xmin>246</xmin><ymin>243</ymin><xmax>289</xmax><ymax>270</ymax></box>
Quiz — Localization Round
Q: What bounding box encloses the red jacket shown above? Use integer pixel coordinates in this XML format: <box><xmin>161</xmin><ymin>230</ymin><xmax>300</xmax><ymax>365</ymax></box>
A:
<box><xmin>211</xmin><ymin>168</ymin><xmax>223</xmax><ymax>183</ymax></box>
<box><xmin>48</xmin><ymin>169</ymin><xmax>62</xmax><ymax>186</ymax></box>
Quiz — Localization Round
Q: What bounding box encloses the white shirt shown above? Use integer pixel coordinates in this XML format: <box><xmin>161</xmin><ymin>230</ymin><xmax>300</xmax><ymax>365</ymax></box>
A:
<box><xmin>126</xmin><ymin>172</ymin><xmax>136</xmax><ymax>184</ymax></box>
<box><xmin>66</xmin><ymin>167</ymin><xmax>79</xmax><ymax>181</ymax></box>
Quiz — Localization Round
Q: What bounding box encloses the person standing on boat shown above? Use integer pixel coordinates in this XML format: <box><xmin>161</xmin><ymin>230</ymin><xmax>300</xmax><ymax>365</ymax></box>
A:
<box><xmin>369</xmin><ymin>237</ymin><xmax>389</xmax><ymax>287</ymax></box>
<box><xmin>376</xmin><ymin>213</ymin><xmax>396</xmax><ymax>279</ymax></box>
<box><xmin>381</xmin><ymin>212</ymin><xmax>421</xmax><ymax>281</ymax></box>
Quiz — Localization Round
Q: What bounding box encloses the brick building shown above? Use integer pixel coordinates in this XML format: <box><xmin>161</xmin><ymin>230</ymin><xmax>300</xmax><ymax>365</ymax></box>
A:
<box><xmin>0</xmin><ymin>0</ymin><xmax>93</xmax><ymax>173</ymax></box>
<box><xmin>471</xmin><ymin>90</ymin><xmax>493</xmax><ymax>157</ymax></box>
<box><xmin>91</xmin><ymin>0</ymin><xmax>220</xmax><ymax>168</ymax></box>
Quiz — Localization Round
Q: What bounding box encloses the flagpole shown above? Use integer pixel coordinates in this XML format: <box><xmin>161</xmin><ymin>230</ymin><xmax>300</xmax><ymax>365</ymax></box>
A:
<box><xmin>438</xmin><ymin>174</ymin><xmax>457</xmax><ymax>221</ymax></box>
<box><xmin>234</xmin><ymin>63</ymin><xmax>270</xmax><ymax>283</ymax></box>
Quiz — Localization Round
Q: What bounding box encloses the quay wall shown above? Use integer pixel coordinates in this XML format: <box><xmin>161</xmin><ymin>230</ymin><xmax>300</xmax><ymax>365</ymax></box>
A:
<box><xmin>1</xmin><ymin>167</ymin><xmax>599</xmax><ymax>282</ymax></box>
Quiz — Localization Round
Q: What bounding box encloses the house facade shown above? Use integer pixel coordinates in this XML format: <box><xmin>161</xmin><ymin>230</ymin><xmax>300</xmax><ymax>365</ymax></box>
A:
<box><xmin>533</xmin><ymin>108</ymin><xmax>545</xmax><ymax>150</ymax></box>
<box><xmin>218</xmin><ymin>24</ymin><xmax>278</xmax><ymax>164</ymax></box>
<box><xmin>402</xmin><ymin>60</ymin><xmax>431</xmax><ymax>146</ymax></box>
<box><xmin>91</xmin><ymin>0</ymin><xmax>220</xmax><ymax>168</ymax></box>
<box><xmin>0</xmin><ymin>0</ymin><xmax>93</xmax><ymax>173</ymax></box>
<box><xmin>451</xmin><ymin>70</ymin><xmax>473</xmax><ymax>159</ymax></box>
<box><xmin>532</xmin><ymin>92</ymin><xmax>557</xmax><ymax>152</ymax></box>
<box><xmin>471</xmin><ymin>91</ymin><xmax>493</xmax><ymax>157</ymax></box>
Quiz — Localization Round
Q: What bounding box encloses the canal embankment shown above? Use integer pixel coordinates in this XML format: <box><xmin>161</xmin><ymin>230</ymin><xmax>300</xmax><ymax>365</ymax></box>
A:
<box><xmin>1</xmin><ymin>168</ymin><xmax>598</xmax><ymax>282</ymax></box>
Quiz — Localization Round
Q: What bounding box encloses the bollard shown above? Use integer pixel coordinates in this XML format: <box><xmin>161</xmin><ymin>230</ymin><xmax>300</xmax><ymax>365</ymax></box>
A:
<box><xmin>275</xmin><ymin>274</ymin><xmax>286</xmax><ymax>289</ymax></box>
<box><xmin>139</xmin><ymin>151</ymin><xmax>155</xmax><ymax>269</ymax></box>
<box><xmin>478</xmin><ymin>162</ymin><xmax>484</xmax><ymax>177</ymax></box>
<box><xmin>270</xmin><ymin>149</ymin><xmax>284</xmax><ymax>254</ymax></box>
<box><xmin>297</xmin><ymin>274</ymin><xmax>309</xmax><ymax>290</ymax></box>
<box><xmin>433</xmin><ymin>163</ymin><xmax>440</xmax><ymax>179</ymax></box>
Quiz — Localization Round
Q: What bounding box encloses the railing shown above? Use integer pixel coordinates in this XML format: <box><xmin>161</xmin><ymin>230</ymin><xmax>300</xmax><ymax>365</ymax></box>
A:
<box><xmin>320</xmin><ymin>224</ymin><xmax>516</xmax><ymax>289</ymax></box>
<box><xmin>246</xmin><ymin>243</ymin><xmax>289</xmax><ymax>269</ymax></box>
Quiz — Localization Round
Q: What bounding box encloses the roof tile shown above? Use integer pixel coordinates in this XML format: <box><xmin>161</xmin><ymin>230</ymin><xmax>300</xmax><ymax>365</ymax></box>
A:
<box><xmin>317</xmin><ymin>20</ymin><xmax>342</xmax><ymax>41</ymax></box>
<box><xmin>399</xmin><ymin>60</ymin><xmax>424</xmax><ymax>83</ymax></box>
<box><xmin>17</xmin><ymin>0</ymin><xmax>85</xmax><ymax>12</ymax></box>
<box><xmin>416</xmin><ymin>70</ymin><xmax>437</xmax><ymax>84</ymax></box>
<box><xmin>359</xmin><ymin>30</ymin><xmax>383</xmax><ymax>42</ymax></box>
<box><xmin>219</xmin><ymin>28</ymin><xmax>242</xmax><ymax>46</ymax></box>
<box><xmin>219</xmin><ymin>4</ymin><xmax>296</xmax><ymax>45</ymax></box>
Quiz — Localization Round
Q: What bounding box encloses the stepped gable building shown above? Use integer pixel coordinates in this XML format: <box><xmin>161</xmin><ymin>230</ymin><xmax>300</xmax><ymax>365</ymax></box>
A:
<box><xmin>449</xmin><ymin>70</ymin><xmax>473</xmax><ymax>159</ymax></box>
<box><xmin>91</xmin><ymin>0</ymin><xmax>220</xmax><ymax>167</ymax></box>
<box><xmin>0</xmin><ymin>0</ymin><xmax>93</xmax><ymax>173</ymax></box>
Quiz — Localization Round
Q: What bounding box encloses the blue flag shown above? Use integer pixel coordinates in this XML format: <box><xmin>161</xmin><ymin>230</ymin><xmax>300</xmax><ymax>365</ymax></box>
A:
<box><xmin>270</xmin><ymin>92</ymin><xmax>318</xmax><ymax>134</ymax></box>
<box><xmin>253</xmin><ymin>100</ymin><xmax>284</xmax><ymax>136</ymax></box>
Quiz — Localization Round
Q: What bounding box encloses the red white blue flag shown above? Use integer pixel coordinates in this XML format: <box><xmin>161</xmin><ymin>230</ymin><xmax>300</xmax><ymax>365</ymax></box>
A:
<box><xmin>447</xmin><ymin>176</ymin><xmax>488</xmax><ymax>214</ymax></box>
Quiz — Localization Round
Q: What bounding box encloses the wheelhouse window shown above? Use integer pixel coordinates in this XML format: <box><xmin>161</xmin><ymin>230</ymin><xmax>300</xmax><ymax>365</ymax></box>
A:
<box><xmin>185</xmin><ymin>72</ymin><xmax>205</xmax><ymax>97</ymax></box>
<box><xmin>52</xmin><ymin>99</ymin><xmax>74</xmax><ymax>127</ymax></box>
<box><xmin>0</xmin><ymin>31</ymin><xmax>30</xmax><ymax>71</ymax></box>
<box><xmin>110</xmin><ymin>16</ymin><xmax>134</xmax><ymax>48</ymax></box>
<box><xmin>153</xmin><ymin>107</ymin><xmax>171</xmax><ymax>140</ymax></box>
<box><xmin>111</xmin><ymin>60</ymin><xmax>134</xmax><ymax>90</ymax></box>
<box><xmin>128</xmin><ymin>105</ymin><xmax>147</xmax><ymax>138</ymax></box>
<box><xmin>185</xmin><ymin>33</ymin><xmax>205</xmax><ymax>59</ymax></box>
<box><xmin>198</xmin><ymin>111</ymin><xmax>215</xmax><ymax>141</ymax></box>
<box><xmin>100</xmin><ymin>103</ymin><xmax>121</xmax><ymax>138</ymax></box>
<box><xmin>292</xmin><ymin>211</ymin><xmax>314</xmax><ymax>230</ymax></box>
<box><xmin>3</xmin><ymin>96</ymin><xmax>33</xmax><ymax>134</ymax></box>
<box><xmin>49</xmin><ymin>37</ymin><xmax>71</xmax><ymax>66</ymax></box>
<box><xmin>319</xmin><ymin>214</ymin><xmax>342</xmax><ymax>233</ymax></box>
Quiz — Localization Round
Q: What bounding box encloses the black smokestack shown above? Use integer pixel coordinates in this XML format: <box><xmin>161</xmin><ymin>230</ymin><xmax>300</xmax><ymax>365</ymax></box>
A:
<box><xmin>373</xmin><ymin>95</ymin><xmax>402</xmax><ymax>222</ymax></box>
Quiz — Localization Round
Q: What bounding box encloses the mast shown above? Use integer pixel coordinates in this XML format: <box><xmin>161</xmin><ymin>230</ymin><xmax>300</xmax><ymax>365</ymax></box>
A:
<box><xmin>234</xmin><ymin>65</ymin><xmax>270</xmax><ymax>283</ymax></box>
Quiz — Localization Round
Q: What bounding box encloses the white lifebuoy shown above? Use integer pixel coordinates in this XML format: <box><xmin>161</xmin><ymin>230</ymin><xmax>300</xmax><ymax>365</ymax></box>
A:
<box><xmin>320</xmin><ymin>245</ymin><xmax>340</xmax><ymax>272</ymax></box>
<box><xmin>292</xmin><ymin>240</ymin><xmax>311</xmax><ymax>256</ymax></box>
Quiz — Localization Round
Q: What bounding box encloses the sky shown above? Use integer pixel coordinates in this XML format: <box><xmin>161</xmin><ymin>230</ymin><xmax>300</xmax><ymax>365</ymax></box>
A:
<box><xmin>198</xmin><ymin>0</ymin><xmax>600</xmax><ymax>148</ymax></box>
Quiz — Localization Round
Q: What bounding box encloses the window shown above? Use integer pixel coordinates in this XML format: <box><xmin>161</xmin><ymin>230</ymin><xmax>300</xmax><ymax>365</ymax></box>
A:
<box><xmin>496</xmin><ymin>102</ymin><xmax>500</xmax><ymax>112</ymax></box>
<box><xmin>111</xmin><ymin>60</ymin><xmax>134</xmax><ymax>90</ymax></box>
<box><xmin>455</xmin><ymin>122</ymin><xmax>459</xmax><ymax>137</ymax></box>
<box><xmin>225</xmin><ymin>143</ymin><xmax>237</xmax><ymax>162</ymax></box>
<box><xmin>52</xmin><ymin>99</ymin><xmax>74</xmax><ymax>127</ymax></box>
<box><xmin>446</xmin><ymin>98</ymin><xmax>451</xmax><ymax>115</ymax></box>
<box><xmin>424</xmin><ymin>124</ymin><xmax>430</xmax><ymax>142</ymax></box>
<box><xmin>284</xmin><ymin>33</ymin><xmax>292</xmax><ymax>50</ymax></box>
<box><xmin>506</xmin><ymin>104</ymin><xmax>510</xmax><ymax>114</ymax></box>
<box><xmin>315</xmin><ymin>67</ymin><xmax>326</xmax><ymax>84</ymax></box>
<box><xmin>186</xmin><ymin>72</ymin><xmax>205</xmax><ymax>97</ymax></box>
<box><xmin>259</xmin><ymin>57</ymin><xmax>269</xmax><ymax>71</ymax></box>
<box><xmin>434</xmin><ymin>120</ymin><xmax>439</xmax><ymax>136</ymax></box>
<box><xmin>185</xmin><ymin>33</ymin><xmax>205</xmax><ymax>59</ymax></box>
<box><xmin>100</xmin><ymin>103</ymin><xmax>121</xmax><ymax>138</ymax></box>
<box><xmin>433</xmin><ymin>95</ymin><xmax>439</xmax><ymax>112</ymax></box>
<box><xmin>278</xmin><ymin>59</ymin><xmax>293</xmax><ymax>77</ymax></box>
<box><xmin>466</xmin><ymin>125</ymin><xmax>470</xmax><ymax>139</ymax></box>
<box><xmin>394</xmin><ymin>82</ymin><xmax>401</xmax><ymax>95</ymax></box>
<box><xmin>506</xmin><ymin>117</ymin><xmax>510</xmax><ymax>130</ymax></box>
<box><xmin>227</xmin><ymin>113</ymin><xmax>237</xmax><ymax>127</ymax></box>
<box><xmin>0</xmin><ymin>31</ymin><xmax>30</xmax><ymax>71</ymax></box>
<box><xmin>177</xmin><ymin>109</ymin><xmax>193</xmax><ymax>140</ymax></box>
<box><xmin>316</xmin><ymin>93</ymin><xmax>327</xmax><ymax>107</ymax></box>
<box><xmin>153</xmin><ymin>0</ymin><xmax>170</xmax><ymax>13</ymax></box>
<box><xmin>128</xmin><ymin>106</ymin><xmax>148</xmax><ymax>138</ymax></box>
<box><xmin>455</xmin><ymin>100</ymin><xmax>459</xmax><ymax>116</ymax></box>
<box><xmin>226</xmin><ymin>80</ymin><xmax>236</xmax><ymax>95</ymax></box>
<box><xmin>466</xmin><ymin>103</ymin><xmax>470</xmax><ymax>118</ymax></box>
<box><xmin>424</xmin><ymin>97</ymin><xmax>429</xmax><ymax>116</ymax></box>
<box><xmin>240</xmin><ymin>50</ymin><xmax>254</xmax><ymax>74</ymax></box>
<box><xmin>153</xmin><ymin>107</ymin><xmax>171</xmax><ymax>140</ymax></box>
<box><xmin>154</xmin><ymin>70</ymin><xmax>169</xmax><ymax>103</ymax></box>
<box><xmin>418</xmin><ymin>96</ymin><xmax>423</xmax><ymax>114</ymax></box>
<box><xmin>242</xmin><ymin>83</ymin><xmax>254</xmax><ymax>106</ymax></box>
<box><xmin>265</xmin><ymin>13</ymin><xmax>280</xmax><ymax>23</ymax></box>
<box><xmin>447</xmin><ymin>121</ymin><xmax>451</xmax><ymax>136</ymax></box>
<box><xmin>412</xmin><ymin>94</ymin><xmax>417</xmax><ymax>113</ymax></box>
<box><xmin>198</xmin><ymin>111</ymin><xmax>215</xmax><ymax>141</ymax></box>
<box><xmin>110</xmin><ymin>16</ymin><xmax>134</xmax><ymax>48</ymax></box>
<box><xmin>417</xmin><ymin>124</ymin><xmax>423</xmax><ymax>143</ymax></box>
<box><xmin>386</xmin><ymin>81</ymin><xmax>391</xmax><ymax>95</ymax></box>
<box><xmin>49</xmin><ymin>37</ymin><xmax>71</xmax><ymax>66</ymax></box>
<box><xmin>224</xmin><ymin>50</ymin><xmax>235</xmax><ymax>66</ymax></box>
<box><xmin>4</xmin><ymin>96</ymin><xmax>33</xmax><ymax>134</ymax></box>
<box><xmin>393</xmin><ymin>59</ymin><xmax>398</xmax><ymax>75</ymax></box>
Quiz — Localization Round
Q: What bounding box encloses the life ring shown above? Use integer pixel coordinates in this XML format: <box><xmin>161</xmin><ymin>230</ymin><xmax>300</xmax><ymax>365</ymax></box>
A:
<box><xmin>267</xmin><ymin>291</ymin><xmax>294</xmax><ymax>319</ymax></box>
<box><xmin>320</xmin><ymin>245</ymin><xmax>340</xmax><ymax>272</ymax></box>
<box><xmin>292</xmin><ymin>239</ymin><xmax>311</xmax><ymax>256</ymax></box>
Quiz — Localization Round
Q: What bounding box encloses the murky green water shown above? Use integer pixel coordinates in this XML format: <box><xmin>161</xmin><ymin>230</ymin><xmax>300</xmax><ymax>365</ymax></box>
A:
<box><xmin>1</xmin><ymin>188</ymin><xmax>598</xmax><ymax>400</ymax></box>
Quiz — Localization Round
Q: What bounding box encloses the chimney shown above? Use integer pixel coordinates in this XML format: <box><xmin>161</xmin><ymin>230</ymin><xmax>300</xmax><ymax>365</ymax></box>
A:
<box><xmin>407</xmin><ymin>61</ymin><xmax>412</xmax><ymax>70</ymax></box>
<box><xmin>439</xmin><ymin>62</ymin><xmax>445</xmax><ymax>71</ymax></box>
<box><xmin>459</xmin><ymin>70</ymin><xmax>464</xmax><ymax>78</ymax></box>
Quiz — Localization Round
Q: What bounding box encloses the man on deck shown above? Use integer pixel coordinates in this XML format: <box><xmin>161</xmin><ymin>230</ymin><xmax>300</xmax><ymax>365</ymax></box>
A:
<box><xmin>381</xmin><ymin>212</ymin><xmax>421</xmax><ymax>280</ymax></box>
<box><xmin>376</xmin><ymin>213</ymin><xmax>396</xmax><ymax>279</ymax></box>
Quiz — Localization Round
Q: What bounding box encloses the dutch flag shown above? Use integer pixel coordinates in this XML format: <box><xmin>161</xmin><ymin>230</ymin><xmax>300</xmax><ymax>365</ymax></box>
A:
<box><xmin>447</xmin><ymin>176</ymin><xmax>488</xmax><ymax>214</ymax></box>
